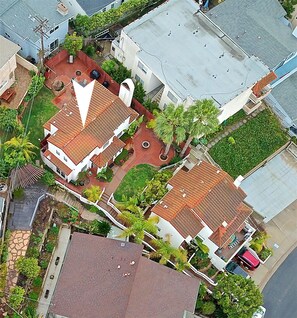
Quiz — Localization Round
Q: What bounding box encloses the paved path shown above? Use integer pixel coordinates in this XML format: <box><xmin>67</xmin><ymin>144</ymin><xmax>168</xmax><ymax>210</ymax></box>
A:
<box><xmin>37</xmin><ymin>226</ymin><xmax>71</xmax><ymax>317</ymax></box>
<box><xmin>5</xmin><ymin>230</ymin><xmax>31</xmax><ymax>295</ymax></box>
<box><xmin>263</xmin><ymin>247</ymin><xmax>297</xmax><ymax>318</ymax></box>
<box><xmin>250</xmin><ymin>199</ymin><xmax>297</xmax><ymax>289</ymax></box>
<box><xmin>8</xmin><ymin>183</ymin><xmax>47</xmax><ymax>230</ymax></box>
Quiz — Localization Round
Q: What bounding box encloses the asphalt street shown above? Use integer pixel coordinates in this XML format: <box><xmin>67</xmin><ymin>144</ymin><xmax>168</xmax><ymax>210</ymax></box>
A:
<box><xmin>263</xmin><ymin>247</ymin><xmax>297</xmax><ymax>318</ymax></box>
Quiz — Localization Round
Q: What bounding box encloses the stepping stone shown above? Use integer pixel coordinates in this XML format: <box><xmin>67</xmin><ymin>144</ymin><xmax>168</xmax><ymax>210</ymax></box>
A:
<box><xmin>243</xmin><ymin>119</ymin><xmax>247</xmax><ymax>123</ymax></box>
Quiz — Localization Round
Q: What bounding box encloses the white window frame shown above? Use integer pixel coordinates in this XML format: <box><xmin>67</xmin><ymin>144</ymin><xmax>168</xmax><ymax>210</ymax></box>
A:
<box><xmin>137</xmin><ymin>61</ymin><xmax>147</xmax><ymax>74</ymax></box>
<box><xmin>167</xmin><ymin>91</ymin><xmax>178</xmax><ymax>103</ymax></box>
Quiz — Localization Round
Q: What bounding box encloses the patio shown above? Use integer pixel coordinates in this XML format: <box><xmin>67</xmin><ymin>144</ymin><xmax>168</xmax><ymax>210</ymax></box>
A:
<box><xmin>56</xmin><ymin>123</ymin><xmax>175</xmax><ymax>197</ymax></box>
<box><xmin>45</xmin><ymin>50</ymin><xmax>120</xmax><ymax>109</ymax></box>
<box><xmin>0</xmin><ymin>63</ymin><xmax>32</xmax><ymax>110</ymax></box>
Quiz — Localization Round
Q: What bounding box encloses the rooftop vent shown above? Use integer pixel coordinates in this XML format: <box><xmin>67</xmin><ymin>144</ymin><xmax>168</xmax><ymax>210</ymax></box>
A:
<box><xmin>120</xmin><ymin>242</ymin><xmax>125</xmax><ymax>247</ymax></box>
<box><xmin>57</xmin><ymin>3</ymin><xmax>68</xmax><ymax>16</ymax></box>
<box><xmin>222</xmin><ymin>221</ymin><xmax>228</xmax><ymax>228</ymax></box>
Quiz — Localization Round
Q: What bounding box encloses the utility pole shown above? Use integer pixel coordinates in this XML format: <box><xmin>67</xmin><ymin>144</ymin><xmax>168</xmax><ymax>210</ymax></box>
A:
<box><xmin>33</xmin><ymin>16</ymin><xmax>49</xmax><ymax>72</ymax></box>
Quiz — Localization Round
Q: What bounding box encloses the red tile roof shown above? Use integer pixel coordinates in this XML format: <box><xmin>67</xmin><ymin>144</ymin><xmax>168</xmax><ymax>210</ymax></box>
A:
<box><xmin>44</xmin><ymin>81</ymin><xmax>138</xmax><ymax>165</ymax></box>
<box><xmin>252</xmin><ymin>71</ymin><xmax>277</xmax><ymax>97</ymax></box>
<box><xmin>152</xmin><ymin>161</ymin><xmax>253</xmax><ymax>247</ymax></box>
<box><xmin>43</xmin><ymin>149</ymin><xmax>73</xmax><ymax>176</ymax></box>
<box><xmin>50</xmin><ymin>233</ymin><xmax>199</xmax><ymax>318</ymax></box>
<box><xmin>91</xmin><ymin>137</ymin><xmax>125</xmax><ymax>168</ymax></box>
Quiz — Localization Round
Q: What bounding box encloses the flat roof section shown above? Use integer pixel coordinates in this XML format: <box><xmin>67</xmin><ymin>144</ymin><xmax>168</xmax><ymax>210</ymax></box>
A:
<box><xmin>124</xmin><ymin>0</ymin><xmax>269</xmax><ymax>106</ymax></box>
<box><xmin>241</xmin><ymin>143</ymin><xmax>297</xmax><ymax>222</ymax></box>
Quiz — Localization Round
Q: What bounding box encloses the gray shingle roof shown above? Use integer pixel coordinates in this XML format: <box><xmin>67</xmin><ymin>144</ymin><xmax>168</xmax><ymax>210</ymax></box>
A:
<box><xmin>271</xmin><ymin>73</ymin><xmax>297</xmax><ymax>125</ymax></box>
<box><xmin>0</xmin><ymin>0</ymin><xmax>76</xmax><ymax>43</ymax></box>
<box><xmin>0</xmin><ymin>35</ymin><xmax>20</xmax><ymax>68</ymax></box>
<box><xmin>76</xmin><ymin>0</ymin><xmax>114</xmax><ymax>16</ymax></box>
<box><xmin>207</xmin><ymin>0</ymin><xmax>297</xmax><ymax>68</ymax></box>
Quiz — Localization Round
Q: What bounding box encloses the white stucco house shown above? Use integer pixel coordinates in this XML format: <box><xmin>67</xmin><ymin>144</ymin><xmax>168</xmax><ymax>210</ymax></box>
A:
<box><xmin>111</xmin><ymin>0</ymin><xmax>274</xmax><ymax>123</ymax></box>
<box><xmin>41</xmin><ymin>79</ymin><xmax>138</xmax><ymax>182</ymax></box>
<box><xmin>0</xmin><ymin>0</ymin><xmax>76</xmax><ymax>63</ymax></box>
<box><xmin>0</xmin><ymin>36</ymin><xmax>20</xmax><ymax>96</ymax></box>
<box><xmin>150</xmin><ymin>160</ymin><xmax>256</xmax><ymax>270</ymax></box>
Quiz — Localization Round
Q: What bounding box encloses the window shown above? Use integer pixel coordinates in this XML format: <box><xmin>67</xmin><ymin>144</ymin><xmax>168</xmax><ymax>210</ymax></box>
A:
<box><xmin>9</xmin><ymin>72</ymin><xmax>13</xmax><ymax>79</ymax></box>
<box><xmin>5</xmin><ymin>33</ymin><xmax>10</xmax><ymax>38</ymax></box>
<box><xmin>111</xmin><ymin>46</ymin><xmax>115</xmax><ymax>52</ymax></box>
<box><xmin>167</xmin><ymin>91</ymin><xmax>178</xmax><ymax>103</ymax></box>
<box><xmin>50</xmin><ymin>39</ymin><xmax>59</xmax><ymax>52</ymax></box>
<box><xmin>49</xmin><ymin>26</ymin><xmax>59</xmax><ymax>34</ymax></box>
<box><xmin>111</xmin><ymin>3</ymin><xmax>115</xmax><ymax>8</ymax></box>
<box><xmin>102</xmin><ymin>7</ymin><xmax>106</xmax><ymax>12</ymax></box>
<box><xmin>137</xmin><ymin>61</ymin><xmax>147</xmax><ymax>74</ymax></box>
<box><xmin>64</xmin><ymin>156</ymin><xmax>67</xmax><ymax>162</ymax></box>
<box><xmin>0</xmin><ymin>80</ymin><xmax>8</xmax><ymax>90</ymax></box>
<box><xmin>56</xmin><ymin>150</ymin><xmax>60</xmax><ymax>156</ymax></box>
<box><xmin>135</xmin><ymin>74</ymin><xmax>144</xmax><ymax>85</ymax></box>
<box><xmin>56</xmin><ymin>167</ymin><xmax>65</xmax><ymax>178</ymax></box>
<box><xmin>102</xmin><ymin>140</ymin><xmax>109</xmax><ymax>150</ymax></box>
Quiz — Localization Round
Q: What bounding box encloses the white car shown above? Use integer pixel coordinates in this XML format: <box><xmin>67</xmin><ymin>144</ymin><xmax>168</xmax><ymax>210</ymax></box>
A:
<box><xmin>252</xmin><ymin>306</ymin><xmax>266</xmax><ymax>318</ymax></box>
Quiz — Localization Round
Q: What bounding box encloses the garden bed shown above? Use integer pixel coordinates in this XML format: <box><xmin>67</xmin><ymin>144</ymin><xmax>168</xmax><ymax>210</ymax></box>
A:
<box><xmin>114</xmin><ymin>164</ymin><xmax>157</xmax><ymax>201</ymax></box>
<box><xmin>208</xmin><ymin>109</ymin><xmax>289</xmax><ymax>178</ymax></box>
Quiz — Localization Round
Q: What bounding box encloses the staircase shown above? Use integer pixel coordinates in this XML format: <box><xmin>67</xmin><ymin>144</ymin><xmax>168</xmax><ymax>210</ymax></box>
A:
<box><xmin>50</xmin><ymin>189</ymin><xmax>86</xmax><ymax>213</ymax></box>
<box><xmin>151</xmin><ymin>85</ymin><xmax>165</xmax><ymax>105</ymax></box>
<box><xmin>98</xmin><ymin>192</ymin><xmax>119</xmax><ymax>220</ymax></box>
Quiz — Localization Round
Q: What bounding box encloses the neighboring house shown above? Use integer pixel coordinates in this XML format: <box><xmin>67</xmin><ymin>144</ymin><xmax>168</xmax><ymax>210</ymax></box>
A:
<box><xmin>70</xmin><ymin>0</ymin><xmax>122</xmax><ymax>16</ymax></box>
<box><xmin>207</xmin><ymin>0</ymin><xmax>297</xmax><ymax>132</ymax></box>
<box><xmin>150</xmin><ymin>160</ymin><xmax>256</xmax><ymax>271</ymax></box>
<box><xmin>0</xmin><ymin>36</ymin><xmax>20</xmax><ymax>96</ymax></box>
<box><xmin>110</xmin><ymin>0</ymin><xmax>273</xmax><ymax>123</ymax></box>
<box><xmin>0</xmin><ymin>0</ymin><xmax>76</xmax><ymax>62</ymax></box>
<box><xmin>49</xmin><ymin>232</ymin><xmax>200</xmax><ymax>318</ymax></box>
<box><xmin>41</xmin><ymin>79</ymin><xmax>138</xmax><ymax>182</ymax></box>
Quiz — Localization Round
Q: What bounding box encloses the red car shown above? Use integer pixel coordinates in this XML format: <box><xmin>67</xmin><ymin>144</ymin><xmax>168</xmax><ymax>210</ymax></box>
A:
<box><xmin>238</xmin><ymin>249</ymin><xmax>260</xmax><ymax>270</ymax></box>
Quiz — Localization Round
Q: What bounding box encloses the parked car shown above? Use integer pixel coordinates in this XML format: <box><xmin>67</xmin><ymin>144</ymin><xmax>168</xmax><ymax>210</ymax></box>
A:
<box><xmin>252</xmin><ymin>306</ymin><xmax>266</xmax><ymax>318</ymax></box>
<box><xmin>238</xmin><ymin>248</ymin><xmax>260</xmax><ymax>270</ymax></box>
<box><xmin>225</xmin><ymin>261</ymin><xmax>250</xmax><ymax>279</ymax></box>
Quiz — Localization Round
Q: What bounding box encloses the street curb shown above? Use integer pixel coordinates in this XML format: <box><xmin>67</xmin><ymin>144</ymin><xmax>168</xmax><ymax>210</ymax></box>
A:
<box><xmin>259</xmin><ymin>241</ymin><xmax>297</xmax><ymax>291</ymax></box>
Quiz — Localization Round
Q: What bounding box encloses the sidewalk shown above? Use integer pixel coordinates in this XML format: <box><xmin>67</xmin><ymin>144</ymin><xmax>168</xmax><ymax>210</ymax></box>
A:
<box><xmin>250</xmin><ymin>199</ymin><xmax>297</xmax><ymax>290</ymax></box>
<box><xmin>37</xmin><ymin>226</ymin><xmax>71</xmax><ymax>317</ymax></box>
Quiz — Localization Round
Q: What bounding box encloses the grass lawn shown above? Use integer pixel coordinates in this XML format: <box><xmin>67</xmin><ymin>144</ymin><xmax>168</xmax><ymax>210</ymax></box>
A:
<box><xmin>21</xmin><ymin>87</ymin><xmax>58</xmax><ymax>158</ymax></box>
<box><xmin>114</xmin><ymin>164</ymin><xmax>157</xmax><ymax>201</ymax></box>
<box><xmin>208</xmin><ymin>109</ymin><xmax>289</xmax><ymax>178</ymax></box>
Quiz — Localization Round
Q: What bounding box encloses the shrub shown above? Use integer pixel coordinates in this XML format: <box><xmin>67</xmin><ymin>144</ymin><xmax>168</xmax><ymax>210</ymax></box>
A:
<box><xmin>29</xmin><ymin>70</ymin><xmax>36</xmax><ymax>77</ymax></box>
<box><xmin>69</xmin><ymin>208</ymin><xmax>79</xmax><ymax>223</ymax></box>
<box><xmin>143</xmin><ymin>99</ymin><xmax>160</xmax><ymax>113</ymax></box>
<box><xmin>89</xmin><ymin>220</ymin><xmax>111</xmax><ymax>236</ymax></box>
<box><xmin>16</xmin><ymin>257</ymin><xmax>40</xmax><ymax>279</ymax></box>
<box><xmin>125</xmin><ymin>115</ymin><xmax>144</xmax><ymax>136</ymax></box>
<box><xmin>41</xmin><ymin>170</ymin><xmax>56</xmax><ymax>186</ymax></box>
<box><xmin>169</xmin><ymin>155</ymin><xmax>182</xmax><ymax>165</ymax></box>
<box><xmin>13</xmin><ymin>187</ymin><xmax>24</xmax><ymax>199</ymax></box>
<box><xmin>32</xmin><ymin>277</ymin><xmax>43</xmax><ymax>288</ymax></box>
<box><xmin>26</xmin><ymin>247</ymin><xmax>40</xmax><ymax>258</ymax></box>
<box><xmin>30</xmin><ymin>232</ymin><xmax>43</xmax><ymax>246</ymax></box>
<box><xmin>0</xmin><ymin>263</ymin><xmax>7</xmax><ymax>297</ymax></box>
<box><xmin>228</xmin><ymin>136</ymin><xmax>236</xmax><ymax>145</ymax></box>
<box><xmin>29</xmin><ymin>291</ymin><xmax>39</xmax><ymax>301</ymax></box>
<box><xmin>96</xmin><ymin>167</ymin><xmax>113</xmax><ymax>182</ymax></box>
<box><xmin>133</xmin><ymin>81</ymin><xmax>146</xmax><ymax>103</ymax></box>
<box><xmin>207</xmin><ymin>266</ymin><xmax>217</xmax><ymax>277</ymax></box>
<box><xmin>201</xmin><ymin>301</ymin><xmax>216</xmax><ymax>315</ymax></box>
<box><xmin>114</xmin><ymin>149</ymin><xmax>129</xmax><ymax>166</ymax></box>
<box><xmin>259</xmin><ymin>248</ymin><xmax>273</xmax><ymax>261</ymax></box>
<box><xmin>0</xmin><ymin>107</ymin><xmax>19</xmax><ymax>132</ymax></box>
<box><xmin>83</xmin><ymin>185</ymin><xmax>102</xmax><ymax>203</ymax></box>
<box><xmin>87</xmin><ymin>205</ymin><xmax>100</xmax><ymax>213</ymax></box>
<box><xmin>191</xmin><ymin>137</ymin><xmax>200</xmax><ymax>147</ymax></box>
<box><xmin>84</xmin><ymin>44</ymin><xmax>96</xmax><ymax>57</ymax></box>
<box><xmin>24</xmin><ymin>75</ymin><xmax>45</xmax><ymax>102</ymax></box>
<box><xmin>40</xmin><ymin>260</ymin><xmax>49</xmax><ymax>270</ymax></box>
<box><xmin>45</xmin><ymin>242</ymin><xmax>55</xmax><ymax>253</ymax></box>
<box><xmin>9</xmin><ymin>286</ymin><xmax>25</xmax><ymax>309</ymax></box>
<box><xmin>75</xmin><ymin>170</ymin><xmax>88</xmax><ymax>186</ymax></box>
<box><xmin>49</xmin><ymin>226</ymin><xmax>59</xmax><ymax>236</ymax></box>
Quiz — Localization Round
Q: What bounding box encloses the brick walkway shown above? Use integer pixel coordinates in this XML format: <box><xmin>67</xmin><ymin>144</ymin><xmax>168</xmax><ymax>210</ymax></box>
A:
<box><xmin>5</xmin><ymin>230</ymin><xmax>31</xmax><ymax>296</ymax></box>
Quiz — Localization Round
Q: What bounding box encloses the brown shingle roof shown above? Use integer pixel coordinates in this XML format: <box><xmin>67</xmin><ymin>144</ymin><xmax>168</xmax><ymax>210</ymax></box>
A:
<box><xmin>50</xmin><ymin>233</ymin><xmax>199</xmax><ymax>318</ymax></box>
<box><xmin>44</xmin><ymin>81</ymin><xmax>138</xmax><ymax>165</ymax></box>
<box><xmin>91</xmin><ymin>137</ymin><xmax>125</xmax><ymax>168</ymax></box>
<box><xmin>152</xmin><ymin>161</ymin><xmax>253</xmax><ymax>247</ymax></box>
<box><xmin>43</xmin><ymin>149</ymin><xmax>73</xmax><ymax>175</ymax></box>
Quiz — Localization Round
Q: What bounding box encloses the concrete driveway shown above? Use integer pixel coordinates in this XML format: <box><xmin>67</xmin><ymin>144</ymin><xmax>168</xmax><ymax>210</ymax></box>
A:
<box><xmin>263</xmin><ymin>247</ymin><xmax>297</xmax><ymax>318</ymax></box>
<box><xmin>250</xmin><ymin>199</ymin><xmax>297</xmax><ymax>289</ymax></box>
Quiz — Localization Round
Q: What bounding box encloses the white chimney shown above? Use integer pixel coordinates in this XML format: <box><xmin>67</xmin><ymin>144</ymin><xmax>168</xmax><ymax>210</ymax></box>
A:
<box><xmin>57</xmin><ymin>3</ymin><xmax>69</xmax><ymax>16</ymax></box>
<box><xmin>119</xmin><ymin>78</ymin><xmax>134</xmax><ymax>107</ymax></box>
<box><xmin>234</xmin><ymin>175</ymin><xmax>244</xmax><ymax>188</ymax></box>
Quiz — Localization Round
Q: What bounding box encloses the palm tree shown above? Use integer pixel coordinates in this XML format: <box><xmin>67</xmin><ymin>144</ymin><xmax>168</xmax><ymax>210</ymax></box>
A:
<box><xmin>174</xmin><ymin>248</ymin><xmax>190</xmax><ymax>272</ymax></box>
<box><xmin>118</xmin><ymin>210</ymin><xmax>159</xmax><ymax>244</ymax></box>
<box><xmin>153</xmin><ymin>103</ymin><xmax>186</xmax><ymax>159</ymax></box>
<box><xmin>180</xmin><ymin>99</ymin><xmax>220</xmax><ymax>157</ymax></box>
<box><xmin>149</xmin><ymin>234</ymin><xmax>179</xmax><ymax>264</ymax></box>
<box><xmin>3</xmin><ymin>134</ymin><xmax>37</xmax><ymax>167</ymax></box>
